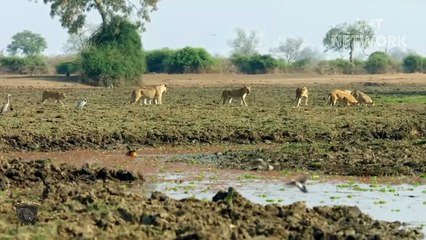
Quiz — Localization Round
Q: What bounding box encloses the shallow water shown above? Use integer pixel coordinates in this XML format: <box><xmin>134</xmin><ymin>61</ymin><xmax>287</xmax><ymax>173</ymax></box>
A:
<box><xmin>140</xmin><ymin>172</ymin><xmax>426</xmax><ymax>236</ymax></box>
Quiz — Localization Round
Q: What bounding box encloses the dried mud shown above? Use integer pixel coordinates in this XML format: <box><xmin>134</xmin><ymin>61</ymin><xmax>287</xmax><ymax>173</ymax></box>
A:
<box><xmin>0</xmin><ymin>159</ymin><xmax>423</xmax><ymax>239</ymax></box>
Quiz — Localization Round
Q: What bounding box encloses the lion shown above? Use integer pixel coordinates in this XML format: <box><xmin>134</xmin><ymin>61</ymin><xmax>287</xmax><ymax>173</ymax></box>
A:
<box><xmin>326</xmin><ymin>89</ymin><xmax>358</xmax><ymax>106</ymax></box>
<box><xmin>352</xmin><ymin>90</ymin><xmax>374</xmax><ymax>106</ymax></box>
<box><xmin>294</xmin><ymin>86</ymin><xmax>308</xmax><ymax>107</ymax></box>
<box><xmin>129</xmin><ymin>84</ymin><xmax>168</xmax><ymax>105</ymax></box>
<box><xmin>41</xmin><ymin>91</ymin><xmax>66</xmax><ymax>106</ymax></box>
<box><xmin>221</xmin><ymin>86</ymin><xmax>251</xmax><ymax>106</ymax></box>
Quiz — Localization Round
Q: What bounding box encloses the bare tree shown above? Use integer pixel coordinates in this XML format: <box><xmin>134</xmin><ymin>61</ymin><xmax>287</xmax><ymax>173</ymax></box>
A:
<box><xmin>271</xmin><ymin>37</ymin><xmax>303</xmax><ymax>63</ymax></box>
<box><xmin>62</xmin><ymin>23</ymin><xmax>98</xmax><ymax>53</ymax></box>
<box><xmin>228</xmin><ymin>28</ymin><xmax>260</xmax><ymax>56</ymax></box>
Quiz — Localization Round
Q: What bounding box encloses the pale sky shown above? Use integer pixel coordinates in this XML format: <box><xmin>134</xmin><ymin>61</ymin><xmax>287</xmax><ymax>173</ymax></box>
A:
<box><xmin>2</xmin><ymin>0</ymin><xmax>426</xmax><ymax>58</ymax></box>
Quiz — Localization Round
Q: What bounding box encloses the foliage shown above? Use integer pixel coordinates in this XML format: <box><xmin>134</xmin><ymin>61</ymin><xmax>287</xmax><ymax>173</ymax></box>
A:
<box><xmin>25</xmin><ymin>55</ymin><xmax>49</xmax><ymax>74</ymax></box>
<box><xmin>323</xmin><ymin>20</ymin><xmax>375</xmax><ymax>62</ymax></box>
<box><xmin>37</xmin><ymin>0</ymin><xmax>159</xmax><ymax>33</ymax></box>
<box><xmin>231</xmin><ymin>54</ymin><xmax>277</xmax><ymax>74</ymax></box>
<box><xmin>364</xmin><ymin>51</ymin><xmax>392</xmax><ymax>74</ymax></box>
<box><xmin>0</xmin><ymin>56</ymin><xmax>48</xmax><ymax>74</ymax></box>
<box><xmin>56</xmin><ymin>61</ymin><xmax>81</xmax><ymax>75</ymax></box>
<box><xmin>228</xmin><ymin>28</ymin><xmax>260</xmax><ymax>56</ymax></box>
<box><xmin>63</xmin><ymin>23</ymin><xmax>97</xmax><ymax>53</ymax></box>
<box><xmin>403</xmin><ymin>55</ymin><xmax>423</xmax><ymax>73</ymax></box>
<box><xmin>271</xmin><ymin>37</ymin><xmax>303</xmax><ymax>63</ymax></box>
<box><xmin>145</xmin><ymin>48</ymin><xmax>174</xmax><ymax>73</ymax></box>
<box><xmin>316</xmin><ymin>59</ymin><xmax>358</xmax><ymax>74</ymax></box>
<box><xmin>7</xmin><ymin>30</ymin><xmax>47</xmax><ymax>56</ymax></box>
<box><xmin>80</xmin><ymin>17</ymin><xmax>145</xmax><ymax>86</ymax></box>
<box><xmin>165</xmin><ymin>47</ymin><xmax>216</xmax><ymax>74</ymax></box>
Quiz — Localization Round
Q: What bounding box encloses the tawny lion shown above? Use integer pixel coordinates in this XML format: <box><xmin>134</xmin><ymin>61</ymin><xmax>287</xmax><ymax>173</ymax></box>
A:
<box><xmin>41</xmin><ymin>91</ymin><xmax>66</xmax><ymax>106</ymax></box>
<box><xmin>294</xmin><ymin>86</ymin><xmax>308</xmax><ymax>107</ymax></box>
<box><xmin>352</xmin><ymin>90</ymin><xmax>374</xmax><ymax>106</ymax></box>
<box><xmin>326</xmin><ymin>89</ymin><xmax>358</xmax><ymax>106</ymax></box>
<box><xmin>130</xmin><ymin>84</ymin><xmax>168</xmax><ymax>105</ymax></box>
<box><xmin>221</xmin><ymin>86</ymin><xmax>251</xmax><ymax>106</ymax></box>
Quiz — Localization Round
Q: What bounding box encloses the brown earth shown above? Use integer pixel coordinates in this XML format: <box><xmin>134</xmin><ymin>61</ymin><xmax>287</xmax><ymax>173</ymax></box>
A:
<box><xmin>1</xmin><ymin>73</ymin><xmax>426</xmax><ymax>89</ymax></box>
<box><xmin>0</xmin><ymin>159</ymin><xmax>423</xmax><ymax>239</ymax></box>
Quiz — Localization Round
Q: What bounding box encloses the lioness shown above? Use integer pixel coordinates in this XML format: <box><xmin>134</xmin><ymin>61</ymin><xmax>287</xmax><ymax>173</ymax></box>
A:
<box><xmin>326</xmin><ymin>89</ymin><xmax>358</xmax><ymax>106</ymax></box>
<box><xmin>352</xmin><ymin>90</ymin><xmax>374</xmax><ymax>106</ymax></box>
<box><xmin>221</xmin><ymin>86</ymin><xmax>251</xmax><ymax>106</ymax></box>
<box><xmin>130</xmin><ymin>84</ymin><xmax>167</xmax><ymax>105</ymax></box>
<box><xmin>41</xmin><ymin>91</ymin><xmax>66</xmax><ymax>106</ymax></box>
<box><xmin>294</xmin><ymin>86</ymin><xmax>308</xmax><ymax>107</ymax></box>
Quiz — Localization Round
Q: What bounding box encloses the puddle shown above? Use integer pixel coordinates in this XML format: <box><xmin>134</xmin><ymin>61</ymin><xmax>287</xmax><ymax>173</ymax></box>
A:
<box><xmin>139</xmin><ymin>172</ymin><xmax>426</xmax><ymax>236</ymax></box>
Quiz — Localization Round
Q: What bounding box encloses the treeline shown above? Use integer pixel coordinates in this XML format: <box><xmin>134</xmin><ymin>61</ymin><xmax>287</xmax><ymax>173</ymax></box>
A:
<box><xmin>2</xmin><ymin>47</ymin><xmax>426</xmax><ymax>76</ymax></box>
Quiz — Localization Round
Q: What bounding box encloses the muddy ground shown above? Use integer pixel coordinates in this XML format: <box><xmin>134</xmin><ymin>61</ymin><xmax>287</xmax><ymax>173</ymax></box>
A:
<box><xmin>0</xmin><ymin>159</ymin><xmax>423</xmax><ymax>239</ymax></box>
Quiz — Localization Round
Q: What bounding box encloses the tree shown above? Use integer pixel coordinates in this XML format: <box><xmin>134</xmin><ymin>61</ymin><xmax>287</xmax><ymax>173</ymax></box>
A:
<box><xmin>228</xmin><ymin>28</ymin><xmax>260</xmax><ymax>56</ymax></box>
<box><xmin>323</xmin><ymin>20</ymin><xmax>375</xmax><ymax>63</ymax></box>
<box><xmin>7</xmin><ymin>30</ymin><xmax>47</xmax><ymax>56</ymax></box>
<box><xmin>403</xmin><ymin>55</ymin><xmax>423</xmax><ymax>73</ymax></box>
<box><xmin>271</xmin><ymin>37</ymin><xmax>303</xmax><ymax>63</ymax></box>
<box><xmin>80</xmin><ymin>17</ymin><xmax>145</xmax><ymax>86</ymax></box>
<box><xmin>63</xmin><ymin>23</ymin><xmax>97</xmax><ymax>53</ymax></box>
<box><xmin>34</xmin><ymin>0</ymin><xmax>159</xmax><ymax>33</ymax></box>
<box><xmin>364</xmin><ymin>51</ymin><xmax>392</xmax><ymax>74</ymax></box>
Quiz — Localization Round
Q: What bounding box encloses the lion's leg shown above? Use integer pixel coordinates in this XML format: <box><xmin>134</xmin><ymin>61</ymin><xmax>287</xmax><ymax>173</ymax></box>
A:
<box><xmin>143</xmin><ymin>98</ymin><xmax>149</xmax><ymax>105</ymax></box>
<box><xmin>242</xmin><ymin>94</ymin><xmax>248</xmax><ymax>106</ymax></box>
<box><xmin>304</xmin><ymin>96</ymin><xmax>308</xmax><ymax>106</ymax></box>
<box><xmin>297</xmin><ymin>98</ymin><xmax>302</xmax><ymax>107</ymax></box>
<box><xmin>59</xmin><ymin>100</ymin><xmax>64</xmax><ymax>106</ymax></box>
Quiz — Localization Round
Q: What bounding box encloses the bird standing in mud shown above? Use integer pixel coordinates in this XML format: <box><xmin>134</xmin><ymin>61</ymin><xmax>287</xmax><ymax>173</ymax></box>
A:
<box><xmin>286</xmin><ymin>174</ymin><xmax>308</xmax><ymax>193</ymax></box>
<box><xmin>75</xmin><ymin>98</ymin><xmax>87</xmax><ymax>110</ymax></box>
<box><xmin>0</xmin><ymin>94</ymin><xmax>12</xmax><ymax>114</ymax></box>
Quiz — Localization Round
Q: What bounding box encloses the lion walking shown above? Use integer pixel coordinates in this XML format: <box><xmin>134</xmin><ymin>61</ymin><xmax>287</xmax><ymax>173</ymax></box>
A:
<box><xmin>221</xmin><ymin>86</ymin><xmax>251</xmax><ymax>106</ymax></box>
<box><xmin>129</xmin><ymin>84</ymin><xmax>168</xmax><ymax>105</ymax></box>
<box><xmin>41</xmin><ymin>91</ymin><xmax>66</xmax><ymax>106</ymax></box>
<box><xmin>294</xmin><ymin>86</ymin><xmax>308</xmax><ymax>107</ymax></box>
<box><xmin>352</xmin><ymin>90</ymin><xmax>374</xmax><ymax>106</ymax></box>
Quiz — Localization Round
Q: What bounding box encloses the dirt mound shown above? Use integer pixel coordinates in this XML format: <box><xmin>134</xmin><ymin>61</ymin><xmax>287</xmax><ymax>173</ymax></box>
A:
<box><xmin>0</xmin><ymin>160</ymin><xmax>422</xmax><ymax>239</ymax></box>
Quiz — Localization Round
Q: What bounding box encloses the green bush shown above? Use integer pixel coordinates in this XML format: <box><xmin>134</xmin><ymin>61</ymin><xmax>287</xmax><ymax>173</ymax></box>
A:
<box><xmin>25</xmin><ymin>55</ymin><xmax>48</xmax><ymax>75</ymax></box>
<box><xmin>81</xmin><ymin>17</ymin><xmax>145</xmax><ymax>86</ymax></box>
<box><xmin>145</xmin><ymin>49</ymin><xmax>174</xmax><ymax>73</ymax></box>
<box><xmin>231</xmin><ymin>54</ymin><xmax>277</xmax><ymax>74</ymax></box>
<box><xmin>0</xmin><ymin>56</ymin><xmax>48</xmax><ymax>74</ymax></box>
<box><xmin>0</xmin><ymin>56</ymin><xmax>27</xmax><ymax>73</ymax></box>
<box><xmin>56</xmin><ymin>61</ymin><xmax>81</xmax><ymax>75</ymax></box>
<box><xmin>165</xmin><ymin>47</ymin><xmax>216</xmax><ymax>73</ymax></box>
<box><xmin>364</xmin><ymin>51</ymin><xmax>392</xmax><ymax>74</ymax></box>
<box><xmin>316</xmin><ymin>59</ymin><xmax>352</xmax><ymax>74</ymax></box>
<box><xmin>403</xmin><ymin>55</ymin><xmax>423</xmax><ymax>73</ymax></box>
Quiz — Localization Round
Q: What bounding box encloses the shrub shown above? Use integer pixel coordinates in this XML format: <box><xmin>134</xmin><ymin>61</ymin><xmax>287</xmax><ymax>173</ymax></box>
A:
<box><xmin>316</xmin><ymin>59</ymin><xmax>352</xmax><ymax>74</ymax></box>
<box><xmin>165</xmin><ymin>47</ymin><xmax>216</xmax><ymax>73</ymax></box>
<box><xmin>25</xmin><ymin>55</ymin><xmax>48</xmax><ymax>75</ymax></box>
<box><xmin>145</xmin><ymin>49</ymin><xmax>174</xmax><ymax>73</ymax></box>
<box><xmin>0</xmin><ymin>56</ymin><xmax>48</xmax><ymax>74</ymax></box>
<box><xmin>231</xmin><ymin>54</ymin><xmax>277</xmax><ymax>74</ymax></box>
<box><xmin>403</xmin><ymin>55</ymin><xmax>423</xmax><ymax>73</ymax></box>
<box><xmin>364</xmin><ymin>51</ymin><xmax>392</xmax><ymax>74</ymax></box>
<box><xmin>81</xmin><ymin>17</ymin><xmax>145</xmax><ymax>86</ymax></box>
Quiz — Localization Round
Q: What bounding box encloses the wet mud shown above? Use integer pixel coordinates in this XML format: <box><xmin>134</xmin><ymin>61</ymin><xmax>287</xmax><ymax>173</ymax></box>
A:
<box><xmin>0</xmin><ymin>159</ymin><xmax>423</xmax><ymax>239</ymax></box>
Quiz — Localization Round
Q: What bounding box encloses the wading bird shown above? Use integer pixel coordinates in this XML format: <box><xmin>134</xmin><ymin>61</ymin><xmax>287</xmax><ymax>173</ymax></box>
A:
<box><xmin>286</xmin><ymin>174</ymin><xmax>308</xmax><ymax>193</ymax></box>
<box><xmin>0</xmin><ymin>94</ymin><xmax>12</xmax><ymax>114</ymax></box>
<box><xmin>75</xmin><ymin>98</ymin><xmax>87</xmax><ymax>110</ymax></box>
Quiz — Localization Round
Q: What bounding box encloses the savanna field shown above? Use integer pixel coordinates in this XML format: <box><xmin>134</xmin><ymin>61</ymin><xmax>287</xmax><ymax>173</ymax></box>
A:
<box><xmin>1</xmin><ymin>73</ymin><xmax>426</xmax><ymax>239</ymax></box>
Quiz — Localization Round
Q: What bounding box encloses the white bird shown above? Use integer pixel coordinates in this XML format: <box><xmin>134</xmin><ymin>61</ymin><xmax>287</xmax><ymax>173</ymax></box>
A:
<box><xmin>286</xmin><ymin>174</ymin><xmax>308</xmax><ymax>193</ymax></box>
<box><xmin>75</xmin><ymin>98</ymin><xmax>87</xmax><ymax>110</ymax></box>
<box><xmin>0</xmin><ymin>94</ymin><xmax>12</xmax><ymax>114</ymax></box>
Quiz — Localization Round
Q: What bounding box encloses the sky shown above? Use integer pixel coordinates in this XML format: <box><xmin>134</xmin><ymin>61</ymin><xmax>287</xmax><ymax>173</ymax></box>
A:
<box><xmin>2</xmin><ymin>0</ymin><xmax>426</xmax><ymax>59</ymax></box>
